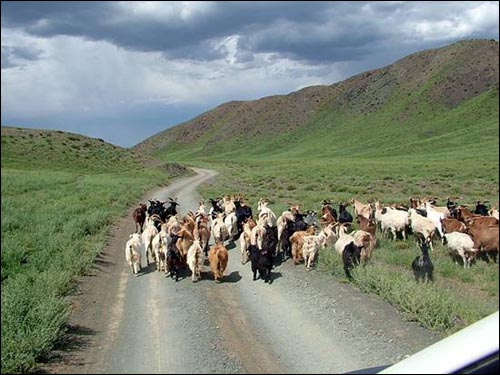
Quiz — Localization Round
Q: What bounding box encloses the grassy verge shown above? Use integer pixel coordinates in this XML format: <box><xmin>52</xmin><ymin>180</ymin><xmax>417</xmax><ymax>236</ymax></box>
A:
<box><xmin>318</xmin><ymin>239</ymin><xmax>497</xmax><ymax>334</ymax></box>
<box><xmin>1</xmin><ymin>128</ymin><xmax>188</xmax><ymax>373</ymax></box>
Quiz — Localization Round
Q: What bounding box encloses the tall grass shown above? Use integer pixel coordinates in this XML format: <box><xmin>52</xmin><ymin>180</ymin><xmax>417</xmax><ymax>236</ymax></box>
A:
<box><xmin>1</xmin><ymin>129</ymin><xmax>184</xmax><ymax>373</ymax></box>
<box><xmin>318</xmin><ymin>239</ymin><xmax>497</xmax><ymax>334</ymax></box>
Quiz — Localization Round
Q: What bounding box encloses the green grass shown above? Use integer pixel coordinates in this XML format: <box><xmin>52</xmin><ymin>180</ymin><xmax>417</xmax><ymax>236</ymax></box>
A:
<box><xmin>318</xmin><ymin>238</ymin><xmax>497</xmax><ymax>333</ymax></box>
<box><xmin>1</xmin><ymin>128</ymin><xmax>187</xmax><ymax>373</ymax></box>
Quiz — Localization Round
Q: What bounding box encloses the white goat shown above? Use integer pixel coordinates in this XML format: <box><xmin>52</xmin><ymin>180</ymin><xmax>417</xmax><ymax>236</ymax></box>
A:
<box><xmin>152</xmin><ymin>230</ymin><xmax>170</xmax><ymax>272</ymax></box>
<box><xmin>408</xmin><ymin>208</ymin><xmax>437</xmax><ymax>251</ymax></box>
<box><xmin>141</xmin><ymin>224</ymin><xmax>159</xmax><ymax>268</ymax></box>
<box><xmin>186</xmin><ymin>240</ymin><xmax>203</xmax><ymax>282</ymax></box>
<box><xmin>444</xmin><ymin>232</ymin><xmax>478</xmax><ymax>269</ymax></box>
<box><xmin>224</xmin><ymin>211</ymin><xmax>238</xmax><ymax>241</ymax></box>
<box><xmin>239</xmin><ymin>219</ymin><xmax>256</xmax><ymax>264</ymax></box>
<box><xmin>379</xmin><ymin>208</ymin><xmax>409</xmax><ymax>240</ymax></box>
<box><xmin>302</xmin><ymin>224</ymin><xmax>335</xmax><ymax>270</ymax></box>
<box><xmin>125</xmin><ymin>233</ymin><xmax>143</xmax><ymax>274</ymax></box>
<box><xmin>212</xmin><ymin>212</ymin><xmax>229</xmax><ymax>244</ymax></box>
<box><xmin>489</xmin><ymin>208</ymin><xmax>499</xmax><ymax>221</ymax></box>
<box><xmin>421</xmin><ymin>201</ymin><xmax>450</xmax><ymax>240</ymax></box>
<box><xmin>257</xmin><ymin>199</ymin><xmax>278</xmax><ymax>227</ymax></box>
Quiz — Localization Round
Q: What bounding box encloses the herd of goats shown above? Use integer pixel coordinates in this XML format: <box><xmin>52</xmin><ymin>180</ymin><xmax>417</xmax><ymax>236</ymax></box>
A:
<box><xmin>125</xmin><ymin>195</ymin><xmax>499</xmax><ymax>284</ymax></box>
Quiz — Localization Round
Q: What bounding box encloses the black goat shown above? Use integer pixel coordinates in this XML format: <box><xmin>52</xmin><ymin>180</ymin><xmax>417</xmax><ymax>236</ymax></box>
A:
<box><xmin>342</xmin><ymin>242</ymin><xmax>362</xmax><ymax>280</ymax></box>
<box><xmin>234</xmin><ymin>198</ymin><xmax>253</xmax><ymax>237</ymax></box>
<box><xmin>249</xmin><ymin>244</ymin><xmax>273</xmax><ymax>283</ymax></box>
<box><xmin>474</xmin><ymin>201</ymin><xmax>489</xmax><ymax>216</ymax></box>
<box><xmin>412</xmin><ymin>239</ymin><xmax>434</xmax><ymax>283</ymax></box>
<box><xmin>164</xmin><ymin>197</ymin><xmax>179</xmax><ymax>219</ymax></box>
<box><xmin>339</xmin><ymin>203</ymin><xmax>353</xmax><ymax>224</ymax></box>
<box><xmin>208</xmin><ymin>198</ymin><xmax>224</xmax><ymax>220</ymax></box>
<box><xmin>446</xmin><ymin>197</ymin><xmax>460</xmax><ymax>219</ymax></box>
<box><xmin>165</xmin><ymin>234</ymin><xmax>182</xmax><ymax>281</ymax></box>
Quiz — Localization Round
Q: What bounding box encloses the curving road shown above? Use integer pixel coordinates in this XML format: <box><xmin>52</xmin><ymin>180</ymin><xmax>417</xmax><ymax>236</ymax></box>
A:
<box><xmin>47</xmin><ymin>167</ymin><xmax>440</xmax><ymax>374</ymax></box>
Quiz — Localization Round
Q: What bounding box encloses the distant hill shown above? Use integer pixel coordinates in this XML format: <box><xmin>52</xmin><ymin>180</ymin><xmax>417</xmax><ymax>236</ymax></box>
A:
<box><xmin>134</xmin><ymin>39</ymin><xmax>499</xmax><ymax>161</ymax></box>
<box><xmin>1</xmin><ymin>126</ymin><xmax>188</xmax><ymax>175</ymax></box>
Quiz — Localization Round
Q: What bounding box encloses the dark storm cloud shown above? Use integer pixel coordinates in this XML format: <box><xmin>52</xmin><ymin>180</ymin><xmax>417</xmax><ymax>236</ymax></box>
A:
<box><xmin>0</xmin><ymin>1</ymin><xmax>395</xmax><ymax>63</ymax></box>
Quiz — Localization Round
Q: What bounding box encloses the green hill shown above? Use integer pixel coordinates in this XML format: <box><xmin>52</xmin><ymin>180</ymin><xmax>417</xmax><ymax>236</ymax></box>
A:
<box><xmin>134</xmin><ymin>39</ymin><xmax>499</xmax><ymax>163</ymax></box>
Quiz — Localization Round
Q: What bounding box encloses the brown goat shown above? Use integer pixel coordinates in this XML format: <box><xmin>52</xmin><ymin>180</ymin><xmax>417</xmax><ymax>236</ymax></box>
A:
<box><xmin>355</xmin><ymin>214</ymin><xmax>376</xmax><ymax>237</ymax></box>
<box><xmin>466</xmin><ymin>221</ymin><xmax>499</xmax><ymax>262</ymax></box>
<box><xmin>440</xmin><ymin>218</ymin><xmax>467</xmax><ymax>234</ymax></box>
<box><xmin>132</xmin><ymin>203</ymin><xmax>147</xmax><ymax>233</ymax></box>
<box><xmin>209</xmin><ymin>243</ymin><xmax>229</xmax><ymax>282</ymax></box>
<box><xmin>290</xmin><ymin>226</ymin><xmax>317</xmax><ymax>265</ymax></box>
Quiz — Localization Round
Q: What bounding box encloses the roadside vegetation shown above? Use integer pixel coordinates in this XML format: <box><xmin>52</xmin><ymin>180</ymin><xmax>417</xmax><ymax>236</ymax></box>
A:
<box><xmin>1</xmin><ymin>127</ymin><xmax>187</xmax><ymax>374</ymax></box>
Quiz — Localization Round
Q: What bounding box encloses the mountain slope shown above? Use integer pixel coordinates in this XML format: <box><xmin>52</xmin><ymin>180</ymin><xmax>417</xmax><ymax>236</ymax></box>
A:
<box><xmin>134</xmin><ymin>39</ymin><xmax>499</xmax><ymax>161</ymax></box>
<box><xmin>1</xmin><ymin>126</ymin><xmax>187</xmax><ymax>175</ymax></box>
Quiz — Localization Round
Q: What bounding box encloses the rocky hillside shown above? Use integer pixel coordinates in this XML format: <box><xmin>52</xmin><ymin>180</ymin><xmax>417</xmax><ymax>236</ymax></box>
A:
<box><xmin>134</xmin><ymin>39</ymin><xmax>499</xmax><ymax>159</ymax></box>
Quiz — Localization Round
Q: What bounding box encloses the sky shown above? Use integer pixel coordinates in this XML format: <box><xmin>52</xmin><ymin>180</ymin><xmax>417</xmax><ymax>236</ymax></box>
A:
<box><xmin>1</xmin><ymin>1</ymin><xmax>499</xmax><ymax>148</ymax></box>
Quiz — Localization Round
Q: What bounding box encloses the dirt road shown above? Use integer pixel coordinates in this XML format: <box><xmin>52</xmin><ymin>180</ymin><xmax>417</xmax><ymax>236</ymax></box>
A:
<box><xmin>43</xmin><ymin>167</ymin><xmax>440</xmax><ymax>374</ymax></box>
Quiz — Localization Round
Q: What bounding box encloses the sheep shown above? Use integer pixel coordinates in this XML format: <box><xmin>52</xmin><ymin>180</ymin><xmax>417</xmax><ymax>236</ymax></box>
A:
<box><xmin>408</xmin><ymin>208</ymin><xmax>437</xmax><ymax>251</ymax></box>
<box><xmin>443</xmin><ymin>232</ymin><xmax>478</xmax><ymax>269</ymax></box>
<box><xmin>125</xmin><ymin>233</ymin><xmax>143</xmax><ymax>274</ymax></box>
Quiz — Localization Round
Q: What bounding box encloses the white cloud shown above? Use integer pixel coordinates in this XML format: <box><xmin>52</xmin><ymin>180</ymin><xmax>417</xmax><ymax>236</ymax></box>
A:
<box><xmin>118</xmin><ymin>1</ymin><xmax>216</xmax><ymax>22</ymax></box>
<box><xmin>1</xmin><ymin>27</ymin><xmax>346</xmax><ymax>121</ymax></box>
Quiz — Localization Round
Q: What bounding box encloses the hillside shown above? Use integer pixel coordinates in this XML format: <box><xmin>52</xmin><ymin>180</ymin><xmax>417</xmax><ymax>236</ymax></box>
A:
<box><xmin>134</xmin><ymin>39</ymin><xmax>499</xmax><ymax>161</ymax></box>
<box><xmin>1</xmin><ymin>126</ymin><xmax>187</xmax><ymax>175</ymax></box>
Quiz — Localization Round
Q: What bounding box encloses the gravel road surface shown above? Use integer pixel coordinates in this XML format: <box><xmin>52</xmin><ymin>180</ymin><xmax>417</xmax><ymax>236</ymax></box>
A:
<box><xmin>41</xmin><ymin>167</ymin><xmax>440</xmax><ymax>374</ymax></box>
